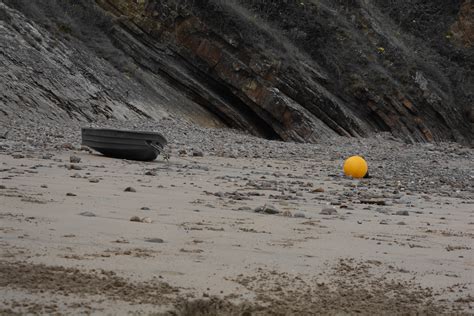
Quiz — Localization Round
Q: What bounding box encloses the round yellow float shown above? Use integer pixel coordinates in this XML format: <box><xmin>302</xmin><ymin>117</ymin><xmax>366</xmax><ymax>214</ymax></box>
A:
<box><xmin>343</xmin><ymin>156</ymin><xmax>368</xmax><ymax>179</ymax></box>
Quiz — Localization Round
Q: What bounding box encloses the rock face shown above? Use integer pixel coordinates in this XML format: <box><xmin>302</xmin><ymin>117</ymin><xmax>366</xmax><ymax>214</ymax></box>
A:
<box><xmin>0</xmin><ymin>0</ymin><xmax>472</xmax><ymax>144</ymax></box>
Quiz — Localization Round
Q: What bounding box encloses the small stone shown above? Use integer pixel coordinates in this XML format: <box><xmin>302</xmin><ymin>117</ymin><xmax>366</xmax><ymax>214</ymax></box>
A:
<box><xmin>294</xmin><ymin>212</ymin><xmax>306</xmax><ymax>218</ymax></box>
<box><xmin>68</xmin><ymin>164</ymin><xmax>82</xmax><ymax>171</ymax></box>
<box><xmin>141</xmin><ymin>207</ymin><xmax>151</xmax><ymax>210</ymax></box>
<box><xmin>79</xmin><ymin>211</ymin><xmax>96</xmax><ymax>217</ymax></box>
<box><xmin>281</xmin><ymin>210</ymin><xmax>293</xmax><ymax>217</ymax></box>
<box><xmin>71</xmin><ymin>173</ymin><xmax>82</xmax><ymax>178</ymax></box>
<box><xmin>254</xmin><ymin>204</ymin><xmax>281</xmax><ymax>215</ymax></box>
<box><xmin>379</xmin><ymin>220</ymin><xmax>389</xmax><ymax>225</ymax></box>
<box><xmin>145</xmin><ymin>170</ymin><xmax>157</xmax><ymax>176</ymax></box>
<box><xmin>192</xmin><ymin>150</ymin><xmax>204</xmax><ymax>157</ymax></box>
<box><xmin>130</xmin><ymin>216</ymin><xmax>141</xmax><ymax>222</ymax></box>
<box><xmin>66</xmin><ymin>192</ymin><xmax>77</xmax><ymax>197</ymax></box>
<box><xmin>89</xmin><ymin>178</ymin><xmax>99</xmax><ymax>183</ymax></box>
<box><xmin>397</xmin><ymin>221</ymin><xmax>407</xmax><ymax>225</ymax></box>
<box><xmin>124</xmin><ymin>187</ymin><xmax>136</xmax><ymax>192</ymax></box>
<box><xmin>0</xmin><ymin>185</ymin><xmax>6</xmax><ymax>189</ymax></box>
<box><xmin>178</xmin><ymin>149</ymin><xmax>187</xmax><ymax>155</ymax></box>
<box><xmin>141</xmin><ymin>217</ymin><xmax>153</xmax><ymax>223</ymax></box>
<box><xmin>145</xmin><ymin>238</ymin><xmax>164</xmax><ymax>243</ymax></box>
<box><xmin>70</xmin><ymin>155</ymin><xmax>81</xmax><ymax>163</ymax></box>
<box><xmin>312</xmin><ymin>187</ymin><xmax>325</xmax><ymax>193</ymax></box>
<box><xmin>395</xmin><ymin>210</ymin><xmax>409</xmax><ymax>216</ymax></box>
<box><xmin>42</xmin><ymin>154</ymin><xmax>53</xmax><ymax>159</ymax></box>
<box><xmin>320</xmin><ymin>208</ymin><xmax>337</xmax><ymax>215</ymax></box>
<box><xmin>12</xmin><ymin>154</ymin><xmax>25</xmax><ymax>159</ymax></box>
<box><xmin>40</xmin><ymin>184</ymin><xmax>48</xmax><ymax>188</ymax></box>
<box><xmin>237</xmin><ymin>206</ymin><xmax>252</xmax><ymax>211</ymax></box>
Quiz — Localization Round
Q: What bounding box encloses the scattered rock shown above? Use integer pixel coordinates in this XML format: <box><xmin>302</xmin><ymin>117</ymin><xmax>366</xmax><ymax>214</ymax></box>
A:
<box><xmin>141</xmin><ymin>207</ymin><xmax>151</xmax><ymax>210</ymax></box>
<box><xmin>254</xmin><ymin>204</ymin><xmax>281</xmax><ymax>215</ymax></box>
<box><xmin>130</xmin><ymin>216</ymin><xmax>142</xmax><ymax>222</ymax></box>
<box><xmin>237</xmin><ymin>206</ymin><xmax>252</xmax><ymax>211</ymax></box>
<box><xmin>70</xmin><ymin>155</ymin><xmax>81</xmax><ymax>163</ymax></box>
<box><xmin>395</xmin><ymin>210</ymin><xmax>409</xmax><ymax>216</ymax></box>
<box><xmin>66</xmin><ymin>192</ymin><xmax>77</xmax><ymax>197</ymax></box>
<box><xmin>294</xmin><ymin>212</ymin><xmax>306</xmax><ymax>218</ymax></box>
<box><xmin>192</xmin><ymin>150</ymin><xmax>204</xmax><ymax>157</ymax></box>
<box><xmin>79</xmin><ymin>211</ymin><xmax>96</xmax><ymax>217</ymax></box>
<box><xmin>88</xmin><ymin>178</ymin><xmax>100</xmax><ymax>183</ymax></box>
<box><xmin>71</xmin><ymin>173</ymin><xmax>82</xmax><ymax>178</ymax></box>
<box><xmin>145</xmin><ymin>238</ymin><xmax>164</xmax><ymax>243</ymax></box>
<box><xmin>379</xmin><ymin>220</ymin><xmax>389</xmax><ymax>225</ymax></box>
<box><xmin>397</xmin><ymin>221</ymin><xmax>407</xmax><ymax>225</ymax></box>
<box><xmin>145</xmin><ymin>170</ymin><xmax>157</xmax><ymax>176</ymax></box>
<box><xmin>68</xmin><ymin>164</ymin><xmax>82</xmax><ymax>171</ymax></box>
<box><xmin>124</xmin><ymin>187</ymin><xmax>136</xmax><ymax>192</ymax></box>
<box><xmin>40</xmin><ymin>184</ymin><xmax>48</xmax><ymax>188</ymax></box>
<box><xmin>130</xmin><ymin>216</ymin><xmax>152</xmax><ymax>223</ymax></box>
<box><xmin>281</xmin><ymin>210</ymin><xmax>293</xmax><ymax>217</ymax></box>
<box><xmin>320</xmin><ymin>208</ymin><xmax>337</xmax><ymax>215</ymax></box>
<box><xmin>0</xmin><ymin>185</ymin><xmax>6</xmax><ymax>189</ymax></box>
<box><xmin>12</xmin><ymin>153</ymin><xmax>25</xmax><ymax>159</ymax></box>
<box><xmin>312</xmin><ymin>187</ymin><xmax>325</xmax><ymax>193</ymax></box>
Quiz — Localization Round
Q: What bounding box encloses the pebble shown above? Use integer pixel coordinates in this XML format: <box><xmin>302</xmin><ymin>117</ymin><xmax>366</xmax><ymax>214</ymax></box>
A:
<box><xmin>71</xmin><ymin>173</ymin><xmax>82</xmax><ymax>178</ymax></box>
<box><xmin>145</xmin><ymin>238</ymin><xmax>164</xmax><ymax>243</ymax></box>
<box><xmin>294</xmin><ymin>212</ymin><xmax>306</xmax><ymax>218</ymax></box>
<box><xmin>254</xmin><ymin>204</ymin><xmax>281</xmax><ymax>215</ymax></box>
<box><xmin>145</xmin><ymin>170</ymin><xmax>157</xmax><ymax>176</ymax></box>
<box><xmin>68</xmin><ymin>164</ymin><xmax>82</xmax><ymax>170</ymax></box>
<box><xmin>70</xmin><ymin>155</ymin><xmax>81</xmax><ymax>163</ymax></box>
<box><xmin>281</xmin><ymin>210</ymin><xmax>293</xmax><ymax>217</ymax></box>
<box><xmin>397</xmin><ymin>221</ymin><xmax>407</xmax><ymax>225</ymax></box>
<box><xmin>0</xmin><ymin>185</ymin><xmax>6</xmax><ymax>189</ymax></box>
<box><xmin>40</xmin><ymin>184</ymin><xmax>48</xmax><ymax>188</ymax></box>
<box><xmin>193</xmin><ymin>150</ymin><xmax>204</xmax><ymax>157</ymax></box>
<box><xmin>89</xmin><ymin>178</ymin><xmax>100</xmax><ymax>183</ymax></box>
<box><xmin>79</xmin><ymin>211</ymin><xmax>96</xmax><ymax>217</ymax></box>
<box><xmin>312</xmin><ymin>187</ymin><xmax>325</xmax><ymax>193</ymax></box>
<box><xmin>379</xmin><ymin>220</ymin><xmax>389</xmax><ymax>225</ymax></box>
<box><xmin>395</xmin><ymin>210</ymin><xmax>409</xmax><ymax>216</ymax></box>
<box><xmin>141</xmin><ymin>206</ymin><xmax>151</xmax><ymax>210</ymax></box>
<box><xmin>130</xmin><ymin>216</ymin><xmax>141</xmax><ymax>222</ymax></box>
<box><xmin>124</xmin><ymin>186</ymin><xmax>136</xmax><ymax>192</ymax></box>
<box><xmin>237</xmin><ymin>206</ymin><xmax>252</xmax><ymax>211</ymax></box>
<box><xmin>320</xmin><ymin>208</ymin><xmax>337</xmax><ymax>215</ymax></box>
<box><xmin>66</xmin><ymin>192</ymin><xmax>77</xmax><ymax>196</ymax></box>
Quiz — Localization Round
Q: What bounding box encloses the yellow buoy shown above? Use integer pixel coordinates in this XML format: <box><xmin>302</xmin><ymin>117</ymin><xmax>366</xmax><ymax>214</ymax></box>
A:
<box><xmin>343</xmin><ymin>156</ymin><xmax>368</xmax><ymax>179</ymax></box>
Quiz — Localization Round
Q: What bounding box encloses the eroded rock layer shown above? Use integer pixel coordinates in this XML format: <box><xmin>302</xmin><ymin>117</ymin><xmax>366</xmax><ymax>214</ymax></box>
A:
<box><xmin>1</xmin><ymin>0</ymin><xmax>472</xmax><ymax>143</ymax></box>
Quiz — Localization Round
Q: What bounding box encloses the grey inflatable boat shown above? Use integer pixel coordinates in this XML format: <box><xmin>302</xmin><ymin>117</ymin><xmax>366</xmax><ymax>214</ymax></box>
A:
<box><xmin>81</xmin><ymin>128</ymin><xmax>167</xmax><ymax>161</ymax></box>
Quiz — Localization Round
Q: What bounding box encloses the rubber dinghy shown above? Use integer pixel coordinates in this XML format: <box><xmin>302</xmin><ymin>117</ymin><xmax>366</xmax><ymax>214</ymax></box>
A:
<box><xmin>81</xmin><ymin>128</ymin><xmax>167</xmax><ymax>161</ymax></box>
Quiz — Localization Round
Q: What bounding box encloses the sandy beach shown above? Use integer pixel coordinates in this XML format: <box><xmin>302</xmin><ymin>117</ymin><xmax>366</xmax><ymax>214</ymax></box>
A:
<box><xmin>0</xmin><ymin>120</ymin><xmax>473</xmax><ymax>315</ymax></box>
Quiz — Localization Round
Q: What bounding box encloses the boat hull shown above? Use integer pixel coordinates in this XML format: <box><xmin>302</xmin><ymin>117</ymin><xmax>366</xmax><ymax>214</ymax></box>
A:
<box><xmin>81</xmin><ymin>128</ymin><xmax>167</xmax><ymax>161</ymax></box>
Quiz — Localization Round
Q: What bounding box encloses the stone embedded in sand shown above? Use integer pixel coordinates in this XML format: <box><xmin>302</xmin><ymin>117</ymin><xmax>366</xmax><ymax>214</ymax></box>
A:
<box><xmin>294</xmin><ymin>212</ymin><xmax>306</xmax><ymax>218</ymax></box>
<box><xmin>320</xmin><ymin>208</ymin><xmax>337</xmax><ymax>215</ymax></box>
<box><xmin>141</xmin><ymin>207</ymin><xmax>151</xmax><ymax>210</ymax></box>
<box><xmin>124</xmin><ymin>187</ymin><xmax>136</xmax><ymax>192</ymax></box>
<box><xmin>281</xmin><ymin>210</ymin><xmax>293</xmax><ymax>217</ymax></box>
<box><xmin>145</xmin><ymin>170</ymin><xmax>157</xmax><ymax>176</ymax></box>
<box><xmin>68</xmin><ymin>164</ymin><xmax>82</xmax><ymax>171</ymax></box>
<box><xmin>70</xmin><ymin>155</ymin><xmax>81</xmax><ymax>163</ymax></box>
<box><xmin>192</xmin><ymin>150</ymin><xmax>204</xmax><ymax>157</ymax></box>
<box><xmin>12</xmin><ymin>153</ymin><xmax>25</xmax><ymax>159</ymax></box>
<box><xmin>254</xmin><ymin>204</ymin><xmax>281</xmax><ymax>215</ymax></box>
<box><xmin>130</xmin><ymin>216</ymin><xmax>141</xmax><ymax>222</ymax></box>
<box><xmin>141</xmin><ymin>217</ymin><xmax>153</xmax><ymax>223</ymax></box>
<box><xmin>312</xmin><ymin>187</ymin><xmax>325</xmax><ymax>193</ymax></box>
<box><xmin>79</xmin><ymin>211</ymin><xmax>96</xmax><ymax>217</ymax></box>
<box><xmin>71</xmin><ymin>173</ymin><xmax>82</xmax><ymax>178</ymax></box>
<box><xmin>145</xmin><ymin>238</ymin><xmax>164</xmax><ymax>243</ymax></box>
<box><xmin>0</xmin><ymin>185</ymin><xmax>6</xmax><ymax>189</ymax></box>
<box><xmin>66</xmin><ymin>192</ymin><xmax>77</xmax><ymax>196</ymax></box>
<box><xmin>395</xmin><ymin>210</ymin><xmax>409</xmax><ymax>216</ymax></box>
<box><xmin>89</xmin><ymin>178</ymin><xmax>99</xmax><ymax>183</ymax></box>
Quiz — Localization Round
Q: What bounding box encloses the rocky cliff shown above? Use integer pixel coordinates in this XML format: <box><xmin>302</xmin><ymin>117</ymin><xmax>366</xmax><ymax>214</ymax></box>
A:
<box><xmin>1</xmin><ymin>0</ymin><xmax>472</xmax><ymax>144</ymax></box>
